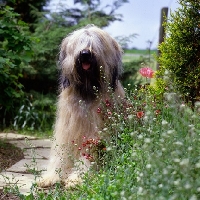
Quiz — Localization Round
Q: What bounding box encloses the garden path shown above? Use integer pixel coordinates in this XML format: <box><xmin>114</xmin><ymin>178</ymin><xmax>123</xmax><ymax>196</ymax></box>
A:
<box><xmin>0</xmin><ymin>133</ymin><xmax>50</xmax><ymax>195</ymax></box>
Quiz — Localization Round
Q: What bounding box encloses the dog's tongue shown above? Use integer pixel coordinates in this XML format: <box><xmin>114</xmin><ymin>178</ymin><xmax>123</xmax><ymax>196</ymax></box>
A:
<box><xmin>82</xmin><ymin>63</ymin><xmax>90</xmax><ymax>70</ymax></box>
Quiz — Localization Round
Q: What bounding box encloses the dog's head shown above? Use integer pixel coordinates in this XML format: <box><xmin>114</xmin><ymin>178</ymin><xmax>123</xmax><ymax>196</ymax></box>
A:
<box><xmin>59</xmin><ymin>24</ymin><xmax>123</xmax><ymax>101</ymax></box>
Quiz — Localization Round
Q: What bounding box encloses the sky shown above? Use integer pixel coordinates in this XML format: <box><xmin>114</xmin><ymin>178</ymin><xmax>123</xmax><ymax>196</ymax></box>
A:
<box><xmin>104</xmin><ymin>0</ymin><xmax>180</xmax><ymax>49</ymax></box>
<box><xmin>48</xmin><ymin>0</ymin><xmax>180</xmax><ymax>49</ymax></box>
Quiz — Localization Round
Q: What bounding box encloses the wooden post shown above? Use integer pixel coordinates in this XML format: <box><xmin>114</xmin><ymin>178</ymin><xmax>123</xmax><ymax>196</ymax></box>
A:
<box><xmin>157</xmin><ymin>7</ymin><xmax>168</xmax><ymax>70</ymax></box>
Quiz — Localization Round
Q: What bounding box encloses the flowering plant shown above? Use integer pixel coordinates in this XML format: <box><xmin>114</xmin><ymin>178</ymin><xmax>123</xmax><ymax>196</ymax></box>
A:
<box><xmin>139</xmin><ymin>67</ymin><xmax>154</xmax><ymax>78</ymax></box>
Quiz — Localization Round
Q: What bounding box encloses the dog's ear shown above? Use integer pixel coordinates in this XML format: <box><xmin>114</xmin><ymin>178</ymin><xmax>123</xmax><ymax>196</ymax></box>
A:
<box><xmin>61</xmin><ymin>75</ymin><xmax>70</xmax><ymax>88</ymax></box>
<box><xmin>58</xmin><ymin>41</ymin><xmax>70</xmax><ymax>88</ymax></box>
<box><xmin>110</xmin><ymin>67</ymin><xmax>119</xmax><ymax>90</ymax></box>
<box><xmin>58</xmin><ymin>43</ymin><xmax>66</xmax><ymax>69</ymax></box>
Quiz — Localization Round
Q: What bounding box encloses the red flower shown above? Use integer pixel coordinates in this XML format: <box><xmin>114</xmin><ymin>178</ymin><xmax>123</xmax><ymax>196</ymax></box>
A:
<box><xmin>105</xmin><ymin>99</ymin><xmax>111</xmax><ymax>107</ymax></box>
<box><xmin>136</xmin><ymin>111</ymin><xmax>144</xmax><ymax>118</ymax></box>
<box><xmin>97</xmin><ymin>107</ymin><xmax>101</xmax><ymax>113</ymax></box>
<box><xmin>139</xmin><ymin>67</ymin><xmax>154</xmax><ymax>78</ymax></box>
<box><xmin>155</xmin><ymin>109</ymin><xmax>161</xmax><ymax>115</ymax></box>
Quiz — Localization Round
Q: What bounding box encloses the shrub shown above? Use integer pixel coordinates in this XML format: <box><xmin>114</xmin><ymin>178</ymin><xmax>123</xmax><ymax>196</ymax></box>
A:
<box><xmin>0</xmin><ymin>6</ymin><xmax>32</xmax><ymax>127</ymax></box>
<box><xmin>158</xmin><ymin>0</ymin><xmax>200</xmax><ymax>105</ymax></box>
<box><xmin>13</xmin><ymin>91</ymin><xmax>56</xmax><ymax>132</ymax></box>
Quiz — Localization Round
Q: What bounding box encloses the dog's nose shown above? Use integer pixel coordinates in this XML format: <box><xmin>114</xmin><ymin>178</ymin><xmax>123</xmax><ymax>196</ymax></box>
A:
<box><xmin>80</xmin><ymin>49</ymin><xmax>92</xmax><ymax>70</ymax></box>
<box><xmin>80</xmin><ymin>49</ymin><xmax>92</xmax><ymax>63</ymax></box>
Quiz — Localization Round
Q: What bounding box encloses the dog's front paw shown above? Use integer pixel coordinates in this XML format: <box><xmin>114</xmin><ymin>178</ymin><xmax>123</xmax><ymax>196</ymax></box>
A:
<box><xmin>36</xmin><ymin>174</ymin><xmax>60</xmax><ymax>188</ymax></box>
<box><xmin>64</xmin><ymin>173</ymin><xmax>82</xmax><ymax>188</ymax></box>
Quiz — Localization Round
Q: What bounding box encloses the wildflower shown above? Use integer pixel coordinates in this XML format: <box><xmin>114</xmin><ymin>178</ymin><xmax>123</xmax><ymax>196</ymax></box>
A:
<box><xmin>184</xmin><ymin>183</ymin><xmax>191</xmax><ymax>189</ymax></box>
<box><xmin>179</xmin><ymin>158</ymin><xmax>189</xmax><ymax>166</ymax></box>
<box><xmin>139</xmin><ymin>67</ymin><xmax>154</xmax><ymax>78</ymax></box>
<box><xmin>155</xmin><ymin>109</ymin><xmax>161</xmax><ymax>115</ymax></box>
<box><xmin>161</xmin><ymin>120</ymin><xmax>168</xmax><ymax>125</ymax></box>
<box><xmin>195</xmin><ymin>162</ymin><xmax>200</xmax><ymax>168</ymax></box>
<box><xmin>146</xmin><ymin>164</ymin><xmax>151</xmax><ymax>169</ymax></box>
<box><xmin>97</xmin><ymin>107</ymin><xmax>101</xmax><ymax>113</ymax></box>
<box><xmin>144</xmin><ymin>138</ymin><xmax>151</xmax><ymax>143</ymax></box>
<box><xmin>128</xmin><ymin>114</ymin><xmax>133</xmax><ymax>120</ymax></box>
<box><xmin>106</xmin><ymin>147</ymin><xmax>112</xmax><ymax>151</ymax></box>
<box><xmin>136</xmin><ymin>111</ymin><xmax>144</xmax><ymax>118</ymax></box>
<box><xmin>105</xmin><ymin>99</ymin><xmax>111</xmax><ymax>107</ymax></box>
<box><xmin>107</xmin><ymin>111</ymin><xmax>112</xmax><ymax>115</ymax></box>
<box><xmin>195</xmin><ymin>101</ymin><xmax>200</xmax><ymax>107</ymax></box>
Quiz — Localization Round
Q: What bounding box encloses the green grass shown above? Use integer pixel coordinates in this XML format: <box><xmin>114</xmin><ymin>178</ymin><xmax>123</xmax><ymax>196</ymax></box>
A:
<box><xmin>124</xmin><ymin>49</ymin><xmax>157</xmax><ymax>55</ymax></box>
<box><xmin>2</xmin><ymin>50</ymin><xmax>199</xmax><ymax>199</ymax></box>
<box><xmin>3</xmin><ymin>83</ymin><xmax>200</xmax><ymax>200</ymax></box>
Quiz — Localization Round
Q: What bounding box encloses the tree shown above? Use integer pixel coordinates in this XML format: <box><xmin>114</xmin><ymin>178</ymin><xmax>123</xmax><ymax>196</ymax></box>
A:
<box><xmin>1</xmin><ymin>0</ymin><xmax>50</xmax><ymax>31</ymax></box>
<box><xmin>20</xmin><ymin>0</ymin><xmax>129</xmax><ymax>93</ymax></box>
<box><xmin>0</xmin><ymin>6</ymin><xmax>33</xmax><ymax>127</ymax></box>
<box><xmin>158</xmin><ymin>0</ymin><xmax>200</xmax><ymax>104</ymax></box>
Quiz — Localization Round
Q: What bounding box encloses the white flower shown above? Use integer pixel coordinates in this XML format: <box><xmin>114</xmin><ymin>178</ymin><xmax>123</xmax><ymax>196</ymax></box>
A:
<box><xmin>162</xmin><ymin>120</ymin><xmax>168</xmax><ymax>125</ymax></box>
<box><xmin>137</xmin><ymin>187</ymin><xmax>143</xmax><ymax>194</ymax></box>
<box><xmin>194</xmin><ymin>101</ymin><xmax>200</xmax><ymax>107</ymax></box>
<box><xmin>184</xmin><ymin>183</ymin><xmax>191</xmax><ymax>189</ymax></box>
<box><xmin>146</xmin><ymin>164</ymin><xmax>151</xmax><ymax>169</ymax></box>
<box><xmin>128</xmin><ymin>114</ymin><xmax>133</xmax><ymax>120</ymax></box>
<box><xmin>173</xmin><ymin>158</ymin><xmax>180</xmax><ymax>163</ymax></box>
<box><xmin>195</xmin><ymin>162</ymin><xmax>200</xmax><ymax>168</ymax></box>
<box><xmin>144</xmin><ymin>138</ymin><xmax>151</xmax><ymax>143</ymax></box>
<box><xmin>174</xmin><ymin>179</ymin><xmax>180</xmax><ymax>185</ymax></box>
<box><xmin>106</xmin><ymin>147</ymin><xmax>112</xmax><ymax>151</ymax></box>
<box><xmin>174</xmin><ymin>141</ymin><xmax>183</xmax><ymax>146</ymax></box>
<box><xmin>189</xmin><ymin>195</ymin><xmax>197</xmax><ymax>200</ymax></box>
<box><xmin>179</xmin><ymin>158</ymin><xmax>189</xmax><ymax>166</ymax></box>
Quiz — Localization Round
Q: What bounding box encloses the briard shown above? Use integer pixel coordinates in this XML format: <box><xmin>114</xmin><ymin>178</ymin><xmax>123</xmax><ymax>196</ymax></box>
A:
<box><xmin>37</xmin><ymin>24</ymin><xmax>125</xmax><ymax>188</ymax></box>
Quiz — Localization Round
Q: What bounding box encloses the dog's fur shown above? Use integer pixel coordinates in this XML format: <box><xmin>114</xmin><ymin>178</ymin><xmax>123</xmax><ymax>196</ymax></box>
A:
<box><xmin>37</xmin><ymin>24</ymin><xmax>125</xmax><ymax>188</ymax></box>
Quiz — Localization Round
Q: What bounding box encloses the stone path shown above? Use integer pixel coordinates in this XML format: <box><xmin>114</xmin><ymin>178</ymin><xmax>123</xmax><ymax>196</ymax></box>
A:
<box><xmin>0</xmin><ymin>133</ymin><xmax>51</xmax><ymax>195</ymax></box>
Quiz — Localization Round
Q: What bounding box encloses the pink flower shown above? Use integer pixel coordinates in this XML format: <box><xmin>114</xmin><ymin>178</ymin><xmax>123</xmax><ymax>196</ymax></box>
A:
<box><xmin>139</xmin><ymin>67</ymin><xmax>154</xmax><ymax>78</ymax></box>
<box><xmin>97</xmin><ymin>107</ymin><xmax>101</xmax><ymax>113</ymax></box>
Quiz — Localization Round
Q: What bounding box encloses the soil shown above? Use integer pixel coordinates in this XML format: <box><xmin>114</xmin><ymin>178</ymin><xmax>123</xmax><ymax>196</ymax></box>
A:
<box><xmin>0</xmin><ymin>140</ymin><xmax>24</xmax><ymax>199</ymax></box>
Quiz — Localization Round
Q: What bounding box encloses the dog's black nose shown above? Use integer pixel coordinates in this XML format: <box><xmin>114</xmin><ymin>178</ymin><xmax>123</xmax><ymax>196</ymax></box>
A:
<box><xmin>80</xmin><ymin>49</ymin><xmax>92</xmax><ymax>63</ymax></box>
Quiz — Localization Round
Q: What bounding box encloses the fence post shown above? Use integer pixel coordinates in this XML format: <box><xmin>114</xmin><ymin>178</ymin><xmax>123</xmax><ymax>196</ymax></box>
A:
<box><xmin>157</xmin><ymin>7</ymin><xmax>168</xmax><ymax>70</ymax></box>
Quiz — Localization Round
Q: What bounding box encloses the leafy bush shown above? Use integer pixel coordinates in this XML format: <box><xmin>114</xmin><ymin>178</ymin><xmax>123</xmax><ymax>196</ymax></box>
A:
<box><xmin>13</xmin><ymin>91</ymin><xmax>56</xmax><ymax>132</ymax></box>
<box><xmin>3</xmin><ymin>70</ymin><xmax>200</xmax><ymax>199</ymax></box>
<box><xmin>0</xmin><ymin>6</ymin><xmax>32</xmax><ymax>127</ymax></box>
<box><xmin>158</xmin><ymin>0</ymin><xmax>200</xmax><ymax>105</ymax></box>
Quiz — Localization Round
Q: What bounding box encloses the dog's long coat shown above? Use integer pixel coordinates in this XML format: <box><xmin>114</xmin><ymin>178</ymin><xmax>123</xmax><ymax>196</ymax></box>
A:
<box><xmin>37</xmin><ymin>24</ymin><xmax>125</xmax><ymax>187</ymax></box>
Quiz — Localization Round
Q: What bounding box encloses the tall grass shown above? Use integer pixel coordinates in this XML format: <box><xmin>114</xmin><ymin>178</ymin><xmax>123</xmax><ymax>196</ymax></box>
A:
<box><xmin>4</xmin><ymin>79</ymin><xmax>200</xmax><ymax>199</ymax></box>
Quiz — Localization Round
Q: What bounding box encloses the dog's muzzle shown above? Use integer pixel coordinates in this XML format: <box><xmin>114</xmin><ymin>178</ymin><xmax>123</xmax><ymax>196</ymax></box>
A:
<box><xmin>79</xmin><ymin>49</ymin><xmax>92</xmax><ymax>70</ymax></box>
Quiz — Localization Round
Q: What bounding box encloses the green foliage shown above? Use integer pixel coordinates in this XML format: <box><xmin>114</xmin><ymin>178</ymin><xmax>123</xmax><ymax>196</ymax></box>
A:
<box><xmin>13</xmin><ymin>92</ymin><xmax>56</xmax><ymax>131</ymax></box>
<box><xmin>21</xmin><ymin>0</ymin><xmax>130</xmax><ymax>94</ymax></box>
<box><xmin>0</xmin><ymin>6</ymin><xmax>32</xmax><ymax>127</ymax></box>
<box><xmin>4</xmin><ymin>82</ymin><xmax>200</xmax><ymax>199</ymax></box>
<box><xmin>3</xmin><ymin>0</ymin><xmax>50</xmax><ymax>29</ymax></box>
<box><xmin>115</xmin><ymin>33</ymin><xmax>138</xmax><ymax>49</ymax></box>
<box><xmin>158</xmin><ymin>0</ymin><xmax>200</xmax><ymax>104</ymax></box>
<box><xmin>122</xmin><ymin>60</ymin><xmax>143</xmax><ymax>87</ymax></box>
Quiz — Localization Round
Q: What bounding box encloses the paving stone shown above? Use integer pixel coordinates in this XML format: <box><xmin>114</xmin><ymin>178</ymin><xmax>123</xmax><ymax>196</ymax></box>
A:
<box><xmin>7</xmin><ymin>159</ymin><xmax>48</xmax><ymax>173</ymax></box>
<box><xmin>9</xmin><ymin>139</ymin><xmax>51</xmax><ymax>149</ymax></box>
<box><xmin>0</xmin><ymin>172</ymin><xmax>36</xmax><ymax>195</ymax></box>
<box><xmin>0</xmin><ymin>133</ymin><xmax>51</xmax><ymax>195</ymax></box>
<box><xmin>24</xmin><ymin>148</ymin><xmax>50</xmax><ymax>159</ymax></box>
<box><xmin>0</xmin><ymin>133</ymin><xmax>37</xmax><ymax>140</ymax></box>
